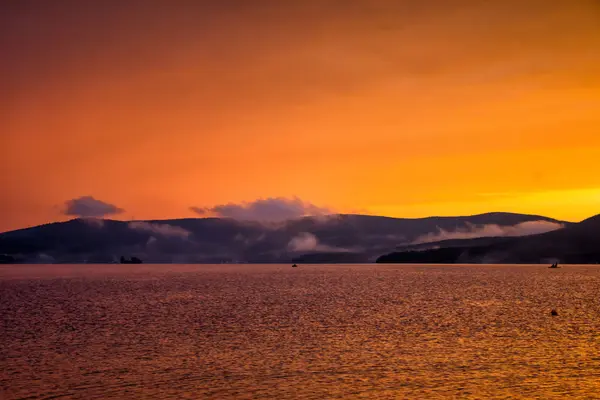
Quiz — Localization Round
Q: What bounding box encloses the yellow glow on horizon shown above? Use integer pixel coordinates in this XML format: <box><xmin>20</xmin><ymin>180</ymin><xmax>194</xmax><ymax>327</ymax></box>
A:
<box><xmin>369</xmin><ymin>187</ymin><xmax>600</xmax><ymax>223</ymax></box>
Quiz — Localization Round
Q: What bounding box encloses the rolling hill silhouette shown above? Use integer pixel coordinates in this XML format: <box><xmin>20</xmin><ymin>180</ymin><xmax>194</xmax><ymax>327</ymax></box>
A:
<box><xmin>0</xmin><ymin>212</ymin><xmax>572</xmax><ymax>264</ymax></box>
<box><xmin>377</xmin><ymin>214</ymin><xmax>600</xmax><ymax>264</ymax></box>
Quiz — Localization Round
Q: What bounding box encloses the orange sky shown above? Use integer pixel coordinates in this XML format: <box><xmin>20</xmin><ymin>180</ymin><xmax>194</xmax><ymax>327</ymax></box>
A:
<box><xmin>2</xmin><ymin>0</ymin><xmax>600</xmax><ymax>231</ymax></box>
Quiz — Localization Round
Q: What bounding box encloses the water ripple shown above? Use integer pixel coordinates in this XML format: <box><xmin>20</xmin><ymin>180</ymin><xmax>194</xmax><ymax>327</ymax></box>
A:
<box><xmin>1</xmin><ymin>264</ymin><xmax>599</xmax><ymax>399</ymax></box>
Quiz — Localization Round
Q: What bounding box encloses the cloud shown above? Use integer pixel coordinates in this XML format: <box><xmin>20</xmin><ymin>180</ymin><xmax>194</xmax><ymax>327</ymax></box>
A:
<box><xmin>189</xmin><ymin>206</ymin><xmax>206</xmax><ymax>215</ymax></box>
<box><xmin>128</xmin><ymin>222</ymin><xmax>191</xmax><ymax>239</ymax></box>
<box><xmin>505</xmin><ymin>221</ymin><xmax>565</xmax><ymax>236</ymax></box>
<box><xmin>288</xmin><ymin>232</ymin><xmax>320</xmax><ymax>252</ymax></box>
<box><xmin>36</xmin><ymin>253</ymin><xmax>55</xmax><ymax>263</ymax></box>
<box><xmin>190</xmin><ymin>197</ymin><xmax>332</xmax><ymax>222</ymax></box>
<box><xmin>412</xmin><ymin>220</ymin><xmax>564</xmax><ymax>244</ymax></box>
<box><xmin>146</xmin><ymin>236</ymin><xmax>158</xmax><ymax>247</ymax></box>
<box><xmin>287</xmin><ymin>232</ymin><xmax>349</xmax><ymax>253</ymax></box>
<box><xmin>63</xmin><ymin>196</ymin><xmax>123</xmax><ymax>218</ymax></box>
<box><xmin>234</xmin><ymin>232</ymin><xmax>266</xmax><ymax>246</ymax></box>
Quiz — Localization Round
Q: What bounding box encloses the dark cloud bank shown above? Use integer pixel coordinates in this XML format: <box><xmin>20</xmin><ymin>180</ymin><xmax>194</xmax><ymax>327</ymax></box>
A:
<box><xmin>191</xmin><ymin>197</ymin><xmax>332</xmax><ymax>222</ymax></box>
<box><xmin>63</xmin><ymin>196</ymin><xmax>123</xmax><ymax>218</ymax></box>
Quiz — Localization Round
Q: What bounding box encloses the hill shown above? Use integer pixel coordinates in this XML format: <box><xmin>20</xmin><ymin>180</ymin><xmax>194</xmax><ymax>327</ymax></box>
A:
<box><xmin>377</xmin><ymin>214</ymin><xmax>600</xmax><ymax>264</ymax></box>
<box><xmin>0</xmin><ymin>212</ymin><xmax>567</xmax><ymax>264</ymax></box>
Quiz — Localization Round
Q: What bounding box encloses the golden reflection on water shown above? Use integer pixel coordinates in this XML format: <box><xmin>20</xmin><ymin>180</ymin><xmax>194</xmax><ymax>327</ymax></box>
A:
<box><xmin>1</xmin><ymin>264</ymin><xmax>599</xmax><ymax>399</ymax></box>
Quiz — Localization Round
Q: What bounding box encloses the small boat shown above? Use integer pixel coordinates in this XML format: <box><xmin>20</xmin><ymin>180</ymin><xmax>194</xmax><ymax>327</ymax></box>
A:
<box><xmin>548</xmin><ymin>263</ymin><xmax>559</xmax><ymax>268</ymax></box>
<box><xmin>120</xmin><ymin>256</ymin><xmax>143</xmax><ymax>264</ymax></box>
<box><xmin>292</xmin><ymin>264</ymin><xmax>298</xmax><ymax>268</ymax></box>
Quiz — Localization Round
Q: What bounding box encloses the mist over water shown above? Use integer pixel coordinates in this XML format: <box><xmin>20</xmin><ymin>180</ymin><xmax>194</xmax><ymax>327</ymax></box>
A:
<box><xmin>1</xmin><ymin>264</ymin><xmax>599</xmax><ymax>399</ymax></box>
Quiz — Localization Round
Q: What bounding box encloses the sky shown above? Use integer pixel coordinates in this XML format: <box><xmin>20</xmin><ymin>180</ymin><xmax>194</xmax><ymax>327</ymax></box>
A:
<box><xmin>2</xmin><ymin>0</ymin><xmax>600</xmax><ymax>232</ymax></box>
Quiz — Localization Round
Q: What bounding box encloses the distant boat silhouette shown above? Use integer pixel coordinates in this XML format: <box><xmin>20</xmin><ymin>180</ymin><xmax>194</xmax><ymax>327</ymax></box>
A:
<box><xmin>292</xmin><ymin>264</ymin><xmax>298</xmax><ymax>268</ymax></box>
<box><xmin>548</xmin><ymin>263</ymin><xmax>559</xmax><ymax>268</ymax></box>
<box><xmin>120</xmin><ymin>256</ymin><xmax>143</xmax><ymax>264</ymax></box>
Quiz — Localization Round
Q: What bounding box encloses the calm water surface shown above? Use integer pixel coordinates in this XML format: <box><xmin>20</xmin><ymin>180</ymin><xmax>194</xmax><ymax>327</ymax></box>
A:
<box><xmin>1</xmin><ymin>264</ymin><xmax>599</xmax><ymax>399</ymax></box>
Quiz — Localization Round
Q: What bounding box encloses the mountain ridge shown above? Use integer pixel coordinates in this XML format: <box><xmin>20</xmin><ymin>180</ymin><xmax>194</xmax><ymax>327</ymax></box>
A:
<box><xmin>377</xmin><ymin>213</ymin><xmax>600</xmax><ymax>264</ymax></box>
<box><xmin>0</xmin><ymin>211</ymin><xmax>568</xmax><ymax>236</ymax></box>
<box><xmin>0</xmin><ymin>212</ymin><xmax>570</xmax><ymax>264</ymax></box>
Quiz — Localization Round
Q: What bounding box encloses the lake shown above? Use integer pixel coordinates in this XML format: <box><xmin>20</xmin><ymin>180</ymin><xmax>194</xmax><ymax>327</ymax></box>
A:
<box><xmin>1</xmin><ymin>264</ymin><xmax>599</xmax><ymax>399</ymax></box>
